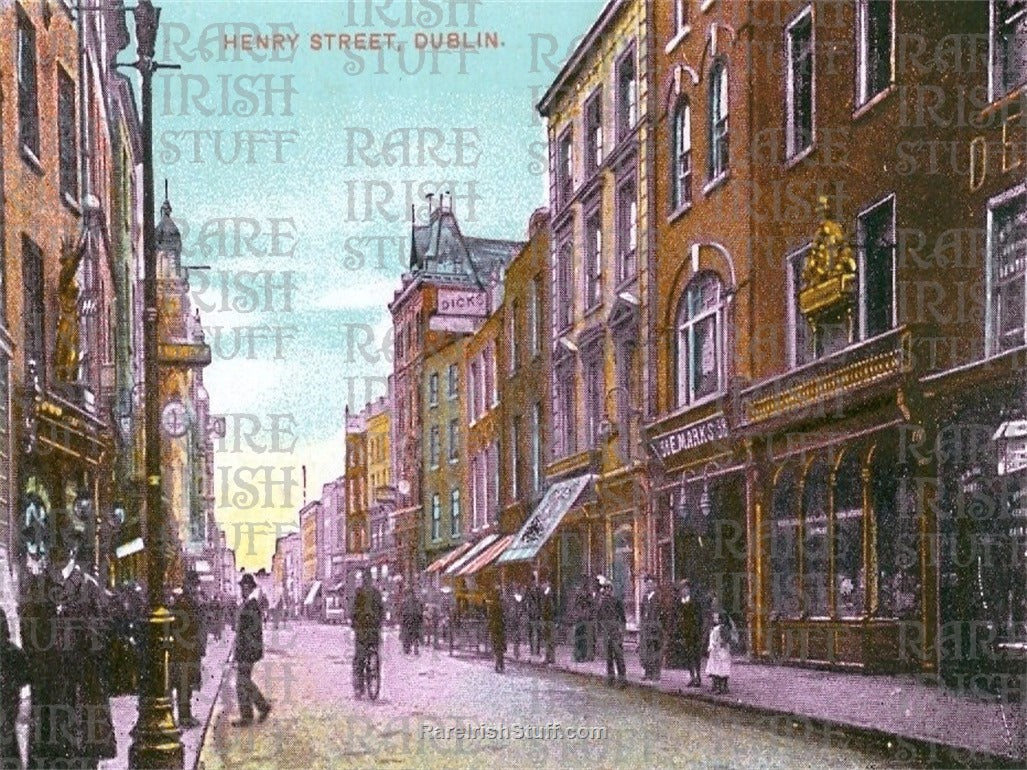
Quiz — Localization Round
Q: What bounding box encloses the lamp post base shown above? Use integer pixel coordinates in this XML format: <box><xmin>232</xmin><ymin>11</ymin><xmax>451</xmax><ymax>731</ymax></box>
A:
<box><xmin>129</xmin><ymin>607</ymin><xmax>184</xmax><ymax>769</ymax></box>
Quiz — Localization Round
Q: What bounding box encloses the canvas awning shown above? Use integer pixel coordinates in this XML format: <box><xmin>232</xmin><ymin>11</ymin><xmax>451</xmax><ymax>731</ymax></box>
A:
<box><xmin>444</xmin><ymin>533</ymin><xmax>499</xmax><ymax>576</ymax></box>
<box><xmin>425</xmin><ymin>540</ymin><xmax>474</xmax><ymax>573</ymax></box>
<box><xmin>303</xmin><ymin>581</ymin><xmax>322</xmax><ymax>606</ymax></box>
<box><xmin>454</xmin><ymin>534</ymin><xmax>514</xmax><ymax>577</ymax></box>
<box><xmin>497</xmin><ymin>474</ymin><xmax>595</xmax><ymax>564</ymax></box>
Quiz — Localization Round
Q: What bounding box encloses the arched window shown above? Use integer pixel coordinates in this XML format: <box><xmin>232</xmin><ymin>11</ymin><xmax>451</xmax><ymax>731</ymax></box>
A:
<box><xmin>676</xmin><ymin>272</ymin><xmax>725</xmax><ymax>406</ymax></box>
<box><xmin>707</xmin><ymin>58</ymin><xmax>729</xmax><ymax>180</ymax></box>
<box><xmin>671</xmin><ymin>99</ymin><xmax>692</xmax><ymax>211</ymax></box>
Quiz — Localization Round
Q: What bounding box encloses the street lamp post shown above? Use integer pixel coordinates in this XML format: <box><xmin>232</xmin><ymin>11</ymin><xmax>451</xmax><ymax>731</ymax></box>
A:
<box><xmin>126</xmin><ymin>2</ymin><xmax>185</xmax><ymax>767</ymax></box>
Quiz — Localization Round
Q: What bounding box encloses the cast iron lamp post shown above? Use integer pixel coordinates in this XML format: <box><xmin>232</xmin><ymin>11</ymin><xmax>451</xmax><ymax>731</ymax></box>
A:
<box><xmin>125</xmin><ymin>1</ymin><xmax>184</xmax><ymax>766</ymax></box>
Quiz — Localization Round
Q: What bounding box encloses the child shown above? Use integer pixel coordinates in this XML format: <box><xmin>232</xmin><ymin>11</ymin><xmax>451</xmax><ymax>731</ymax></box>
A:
<box><xmin>706</xmin><ymin>612</ymin><xmax>733</xmax><ymax>694</ymax></box>
<box><xmin>0</xmin><ymin>608</ymin><xmax>27</xmax><ymax>769</ymax></box>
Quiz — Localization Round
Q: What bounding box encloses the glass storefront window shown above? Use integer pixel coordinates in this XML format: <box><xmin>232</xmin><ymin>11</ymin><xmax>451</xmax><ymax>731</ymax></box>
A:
<box><xmin>612</xmin><ymin>518</ymin><xmax>635</xmax><ymax>622</ymax></box>
<box><xmin>802</xmin><ymin>459</ymin><xmax>830</xmax><ymax>617</ymax></box>
<box><xmin>834</xmin><ymin>452</ymin><xmax>865</xmax><ymax>617</ymax></box>
<box><xmin>874</xmin><ymin>449</ymin><xmax>921</xmax><ymax>619</ymax></box>
<box><xmin>771</xmin><ymin>467</ymin><xmax>800</xmax><ymax>617</ymax></box>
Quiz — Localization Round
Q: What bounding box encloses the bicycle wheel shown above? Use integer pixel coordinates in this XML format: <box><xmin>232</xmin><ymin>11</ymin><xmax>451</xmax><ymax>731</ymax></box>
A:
<box><xmin>365</xmin><ymin>647</ymin><xmax>381</xmax><ymax>701</ymax></box>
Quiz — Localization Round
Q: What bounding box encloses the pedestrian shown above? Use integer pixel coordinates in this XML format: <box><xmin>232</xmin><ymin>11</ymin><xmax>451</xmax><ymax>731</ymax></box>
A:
<box><xmin>350</xmin><ymin>572</ymin><xmax>384</xmax><ymax>699</ymax></box>
<box><xmin>639</xmin><ymin>573</ymin><xmax>664</xmax><ymax>681</ymax></box>
<box><xmin>672</xmin><ymin>579</ymin><xmax>703</xmax><ymax>686</ymax></box>
<box><xmin>587</xmin><ymin>577</ymin><xmax>600</xmax><ymax>662</ymax></box>
<box><xmin>486</xmin><ymin>587</ymin><xmax>506</xmax><ymax>673</ymax></box>
<box><xmin>505</xmin><ymin>585</ymin><xmax>523</xmax><ymax>660</ymax></box>
<box><xmin>232</xmin><ymin>573</ymin><xmax>271</xmax><ymax>726</ymax></box>
<box><xmin>399</xmin><ymin>586</ymin><xmax>422</xmax><ymax>655</ymax></box>
<box><xmin>0</xmin><ymin>609</ymin><xmax>27</xmax><ymax>770</ymax></box>
<box><xmin>524</xmin><ymin>575</ymin><xmax>542</xmax><ymax>657</ymax></box>
<box><xmin>170</xmin><ymin>571</ymin><xmax>206</xmax><ymax>729</ymax></box>
<box><xmin>539</xmin><ymin>576</ymin><xmax>556</xmax><ymax>664</ymax></box>
<box><xmin>595</xmin><ymin>576</ymin><xmax>626</xmax><ymax>687</ymax></box>
<box><xmin>572</xmin><ymin>582</ymin><xmax>592</xmax><ymax>663</ymax></box>
<box><xmin>706</xmin><ymin>612</ymin><xmax>734</xmax><ymax>694</ymax></box>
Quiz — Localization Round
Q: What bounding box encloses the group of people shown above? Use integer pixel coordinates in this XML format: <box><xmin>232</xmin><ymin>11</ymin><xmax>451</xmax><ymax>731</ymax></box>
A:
<box><xmin>475</xmin><ymin>572</ymin><xmax>737</xmax><ymax>693</ymax></box>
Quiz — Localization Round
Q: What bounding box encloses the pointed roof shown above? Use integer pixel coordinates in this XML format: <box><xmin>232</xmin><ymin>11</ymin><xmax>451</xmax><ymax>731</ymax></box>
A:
<box><xmin>155</xmin><ymin>180</ymin><xmax>181</xmax><ymax>255</ymax></box>
<box><xmin>409</xmin><ymin>206</ymin><xmax>523</xmax><ymax>288</ymax></box>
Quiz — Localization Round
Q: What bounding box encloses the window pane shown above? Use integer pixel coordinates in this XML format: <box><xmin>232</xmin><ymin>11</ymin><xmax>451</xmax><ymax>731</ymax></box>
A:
<box><xmin>690</xmin><ymin>315</ymin><xmax>718</xmax><ymax>399</ymax></box>
<box><xmin>998</xmin><ymin>1</ymin><xmax>1027</xmax><ymax>96</ymax></box>
<box><xmin>772</xmin><ymin>468</ymin><xmax>800</xmax><ymax>617</ymax></box>
<box><xmin>834</xmin><ymin>453</ymin><xmax>865</xmax><ymax>617</ymax></box>
<box><xmin>993</xmin><ymin>193</ymin><xmax>1027</xmax><ymax>350</ymax></box>
<box><xmin>802</xmin><ymin>460</ymin><xmax>830</xmax><ymax>617</ymax></box>
<box><xmin>788</xmin><ymin>13</ymin><xmax>813</xmax><ymax>155</ymax></box>
<box><xmin>790</xmin><ymin>250</ymin><xmax>815</xmax><ymax>366</ymax></box>
<box><xmin>861</xmin><ymin>199</ymin><xmax>895</xmax><ymax>337</ymax></box>
<box><xmin>874</xmin><ymin>452</ymin><xmax>920</xmax><ymax>619</ymax></box>
<box><xmin>868</xmin><ymin>0</ymin><xmax>892</xmax><ymax>95</ymax></box>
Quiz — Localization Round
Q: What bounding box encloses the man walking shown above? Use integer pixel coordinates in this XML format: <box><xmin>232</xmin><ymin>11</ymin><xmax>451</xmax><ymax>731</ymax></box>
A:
<box><xmin>170</xmin><ymin>570</ymin><xmax>206</xmax><ymax>728</ymax></box>
<box><xmin>639</xmin><ymin>573</ymin><xmax>664</xmax><ymax>681</ymax></box>
<box><xmin>676</xmin><ymin>579</ymin><xmax>703</xmax><ymax>686</ymax></box>
<box><xmin>524</xmin><ymin>574</ymin><xmax>541</xmax><ymax>657</ymax></box>
<box><xmin>486</xmin><ymin>586</ymin><xmax>506</xmax><ymax>673</ymax></box>
<box><xmin>233</xmin><ymin>573</ymin><xmax>271</xmax><ymax>727</ymax></box>
<box><xmin>596</xmin><ymin>576</ymin><xmax>626</xmax><ymax>687</ymax></box>
<box><xmin>350</xmin><ymin>571</ymin><xmax>384</xmax><ymax>698</ymax></box>
<box><xmin>539</xmin><ymin>576</ymin><xmax>556</xmax><ymax>664</ymax></box>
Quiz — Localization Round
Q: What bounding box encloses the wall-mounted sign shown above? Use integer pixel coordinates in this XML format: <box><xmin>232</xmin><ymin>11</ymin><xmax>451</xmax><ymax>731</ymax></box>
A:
<box><xmin>651</xmin><ymin>414</ymin><xmax>729</xmax><ymax>461</ymax></box>
<box><xmin>429</xmin><ymin>315</ymin><xmax>478</xmax><ymax>334</ymax></box>
<box><xmin>437</xmin><ymin>288</ymin><xmax>487</xmax><ymax>317</ymax></box>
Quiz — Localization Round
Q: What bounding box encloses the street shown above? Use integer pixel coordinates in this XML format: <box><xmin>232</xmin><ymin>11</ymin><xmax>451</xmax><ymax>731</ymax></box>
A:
<box><xmin>198</xmin><ymin>622</ymin><xmax>915</xmax><ymax>770</ymax></box>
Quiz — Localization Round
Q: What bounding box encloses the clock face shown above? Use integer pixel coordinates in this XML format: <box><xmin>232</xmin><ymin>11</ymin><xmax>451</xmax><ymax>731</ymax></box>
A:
<box><xmin>161</xmin><ymin>399</ymin><xmax>188</xmax><ymax>437</ymax></box>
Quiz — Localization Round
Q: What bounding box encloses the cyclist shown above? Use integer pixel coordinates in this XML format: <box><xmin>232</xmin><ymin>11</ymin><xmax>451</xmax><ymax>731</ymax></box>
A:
<box><xmin>350</xmin><ymin>571</ymin><xmax>384</xmax><ymax>699</ymax></box>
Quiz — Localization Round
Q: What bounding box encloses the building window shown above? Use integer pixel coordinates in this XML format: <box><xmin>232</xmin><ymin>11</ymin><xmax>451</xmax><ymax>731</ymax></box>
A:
<box><xmin>468</xmin><ymin>361</ymin><xmax>480</xmax><ymax>422</ymax></box>
<box><xmin>448</xmin><ymin>363</ymin><xmax>459</xmax><ymax>398</ymax></box>
<box><xmin>856</xmin><ymin>0</ymin><xmax>893</xmax><ymax>106</ymax></box>
<box><xmin>857</xmin><ymin>195</ymin><xmax>895</xmax><ymax>339</ymax></box>
<box><xmin>22</xmin><ymin>236</ymin><xmax>45</xmax><ymax>385</ymax></box>
<box><xmin>508</xmin><ymin>300</ymin><xmax>519</xmax><ymax>374</ymax></box>
<box><xmin>994</xmin><ymin>1</ymin><xmax>1027</xmax><ymax>100</ymax></box>
<box><xmin>16</xmin><ymin>9</ymin><xmax>40</xmax><ymax>160</ymax></box>
<box><xmin>585</xmin><ymin>89</ymin><xmax>603</xmax><ymax>175</ymax></box>
<box><xmin>448</xmin><ymin>418</ymin><xmax>459</xmax><ymax>462</ymax></box>
<box><xmin>556</xmin><ymin>128</ymin><xmax>573</xmax><ymax>209</ymax></box>
<box><xmin>485</xmin><ymin>344</ymin><xmax>497</xmax><ymax>408</ymax></box>
<box><xmin>990</xmin><ymin>187</ymin><xmax>1027</xmax><ymax>352</ymax></box>
<box><xmin>556</xmin><ymin>240</ymin><xmax>573</xmax><ymax>330</ymax></box>
<box><xmin>489</xmin><ymin>441</ymin><xmax>500</xmax><ymax>523</ymax></box>
<box><xmin>616</xmin><ymin>45</ymin><xmax>637</xmax><ymax>142</ymax></box>
<box><xmin>429</xmin><ymin>424</ymin><xmax>440</xmax><ymax>468</ymax></box>
<box><xmin>671</xmin><ymin>99</ymin><xmax>692</xmax><ymax>211</ymax></box>
<box><xmin>450</xmin><ymin>488</ymin><xmax>461</xmax><ymax>537</ymax></box>
<box><xmin>707</xmin><ymin>58</ymin><xmax>729</xmax><ymax>181</ymax></box>
<box><xmin>786</xmin><ymin>7</ymin><xmax>814</xmax><ymax>158</ymax></box>
<box><xmin>470</xmin><ymin>454</ymin><xmax>483</xmax><ymax>530</ymax></box>
<box><xmin>554</xmin><ymin>359</ymin><xmax>576</xmax><ymax>458</ymax></box>
<box><xmin>834</xmin><ymin>452</ymin><xmax>865</xmax><ymax>618</ymax></box>
<box><xmin>510</xmin><ymin>416</ymin><xmax>521</xmax><ymax>502</ymax></box>
<box><xmin>585</xmin><ymin>208</ymin><xmax>603</xmax><ymax>309</ymax></box>
<box><xmin>531</xmin><ymin>402</ymin><xmax>542</xmax><ymax>493</ymax></box>
<box><xmin>428</xmin><ymin>372</ymin><xmax>439</xmax><ymax>407</ymax></box>
<box><xmin>57</xmin><ymin>66</ymin><xmax>78</xmax><ymax>201</ymax></box>
<box><xmin>616</xmin><ymin>176</ymin><xmax>638</xmax><ymax>283</ymax></box>
<box><xmin>531</xmin><ymin>275</ymin><xmax>543</xmax><ymax>355</ymax></box>
<box><xmin>583</xmin><ymin>353</ymin><xmax>604</xmax><ymax>448</ymax></box>
<box><xmin>771</xmin><ymin>467</ymin><xmax>800</xmax><ymax>617</ymax></box>
<box><xmin>787</xmin><ymin>247</ymin><xmax>816</xmax><ymax>368</ymax></box>
<box><xmin>676</xmin><ymin>272</ymin><xmax>725</xmax><ymax>406</ymax></box>
<box><xmin>802</xmin><ymin>459</ymin><xmax>830</xmax><ymax>617</ymax></box>
<box><xmin>431</xmin><ymin>494</ymin><xmax>441</xmax><ymax>540</ymax></box>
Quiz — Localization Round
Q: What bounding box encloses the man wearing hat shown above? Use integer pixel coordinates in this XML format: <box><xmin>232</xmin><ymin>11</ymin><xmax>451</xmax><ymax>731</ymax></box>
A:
<box><xmin>233</xmin><ymin>573</ymin><xmax>271</xmax><ymax>726</ymax></box>
<box><xmin>595</xmin><ymin>576</ymin><xmax>626</xmax><ymax>686</ymax></box>
<box><xmin>170</xmin><ymin>570</ymin><xmax>206</xmax><ymax>728</ymax></box>
<box><xmin>639</xmin><ymin>573</ymin><xmax>665</xmax><ymax>681</ymax></box>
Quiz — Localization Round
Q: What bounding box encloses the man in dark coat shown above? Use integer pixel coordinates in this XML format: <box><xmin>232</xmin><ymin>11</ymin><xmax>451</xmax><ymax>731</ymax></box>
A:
<box><xmin>673</xmin><ymin>579</ymin><xmax>703</xmax><ymax>686</ymax></box>
<box><xmin>399</xmin><ymin>586</ymin><xmax>423</xmax><ymax>655</ymax></box>
<box><xmin>233</xmin><ymin>573</ymin><xmax>270</xmax><ymax>726</ymax></box>
<box><xmin>596</xmin><ymin>577</ymin><xmax>626</xmax><ymax>687</ymax></box>
<box><xmin>171</xmin><ymin>571</ymin><xmax>206</xmax><ymax>728</ymax></box>
<box><xmin>350</xmin><ymin>572</ymin><xmax>384</xmax><ymax>698</ymax></box>
<box><xmin>539</xmin><ymin>577</ymin><xmax>556</xmax><ymax>664</ymax></box>
<box><xmin>572</xmin><ymin>583</ymin><xmax>593</xmax><ymax>662</ymax></box>
<box><xmin>0</xmin><ymin>609</ymin><xmax>28</xmax><ymax>769</ymax></box>
<box><xmin>505</xmin><ymin>586</ymin><xmax>523</xmax><ymax>660</ymax></box>
<box><xmin>486</xmin><ymin>587</ymin><xmax>506</xmax><ymax>673</ymax></box>
<box><xmin>639</xmin><ymin>573</ymin><xmax>664</xmax><ymax>681</ymax></box>
<box><xmin>524</xmin><ymin>576</ymin><xmax>541</xmax><ymax>657</ymax></box>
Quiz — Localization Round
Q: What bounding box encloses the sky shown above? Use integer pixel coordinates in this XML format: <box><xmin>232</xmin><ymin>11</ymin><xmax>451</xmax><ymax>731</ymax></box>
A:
<box><xmin>147</xmin><ymin>1</ymin><xmax>606</xmax><ymax>569</ymax></box>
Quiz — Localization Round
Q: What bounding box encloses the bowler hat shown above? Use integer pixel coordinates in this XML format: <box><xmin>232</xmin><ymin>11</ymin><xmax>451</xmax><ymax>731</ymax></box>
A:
<box><xmin>238</xmin><ymin>573</ymin><xmax>256</xmax><ymax>590</ymax></box>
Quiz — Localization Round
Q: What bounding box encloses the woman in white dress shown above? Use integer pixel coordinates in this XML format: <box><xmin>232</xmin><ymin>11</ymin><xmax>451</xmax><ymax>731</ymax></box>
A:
<box><xmin>706</xmin><ymin>612</ymin><xmax>733</xmax><ymax>693</ymax></box>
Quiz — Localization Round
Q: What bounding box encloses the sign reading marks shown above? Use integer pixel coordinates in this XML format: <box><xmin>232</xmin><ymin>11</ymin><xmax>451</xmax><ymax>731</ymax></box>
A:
<box><xmin>651</xmin><ymin>414</ymin><xmax>729</xmax><ymax>461</ymax></box>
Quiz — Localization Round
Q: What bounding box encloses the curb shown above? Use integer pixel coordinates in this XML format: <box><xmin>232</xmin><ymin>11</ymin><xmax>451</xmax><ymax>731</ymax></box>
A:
<box><xmin>192</xmin><ymin>642</ymin><xmax>235</xmax><ymax>770</ymax></box>
<box><xmin>501</xmin><ymin>654</ymin><xmax>1023</xmax><ymax>769</ymax></box>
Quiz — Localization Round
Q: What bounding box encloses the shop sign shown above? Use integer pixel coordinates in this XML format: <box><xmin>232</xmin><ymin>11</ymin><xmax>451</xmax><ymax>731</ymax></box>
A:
<box><xmin>437</xmin><ymin>288</ymin><xmax>487</xmax><ymax>317</ymax></box>
<box><xmin>994</xmin><ymin>420</ymin><xmax>1027</xmax><ymax>475</ymax></box>
<box><xmin>429</xmin><ymin>315</ymin><xmax>478</xmax><ymax>334</ymax></box>
<box><xmin>651</xmin><ymin>414</ymin><xmax>729</xmax><ymax>461</ymax></box>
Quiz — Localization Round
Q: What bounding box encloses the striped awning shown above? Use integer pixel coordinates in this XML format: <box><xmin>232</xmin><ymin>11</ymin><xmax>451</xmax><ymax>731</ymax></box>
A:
<box><xmin>454</xmin><ymin>534</ymin><xmax>514</xmax><ymax>577</ymax></box>
<box><xmin>425</xmin><ymin>541</ymin><xmax>473</xmax><ymax>573</ymax></box>
<box><xmin>444</xmin><ymin>534</ymin><xmax>499</xmax><ymax>576</ymax></box>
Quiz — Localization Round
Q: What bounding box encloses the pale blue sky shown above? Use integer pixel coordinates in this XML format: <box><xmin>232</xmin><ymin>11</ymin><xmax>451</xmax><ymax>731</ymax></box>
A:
<box><xmin>145</xmin><ymin>1</ymin><xmax>604</xmax><ymax>566</ymax></box>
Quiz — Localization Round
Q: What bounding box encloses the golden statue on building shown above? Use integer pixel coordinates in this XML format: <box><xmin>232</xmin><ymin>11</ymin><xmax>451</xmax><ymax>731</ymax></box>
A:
<box><xmin>55</xmin><ymin>236</ymin><xmax>85</xmax><ymax>382</ymax></box>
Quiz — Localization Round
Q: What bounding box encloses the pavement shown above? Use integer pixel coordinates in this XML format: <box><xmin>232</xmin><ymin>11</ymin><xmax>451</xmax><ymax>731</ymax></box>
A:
<box><xmin>449</xmin><ymin>636</ymin><xmax>1027</xmax><ymax>768</ymax></box>
<box><xmin>98</xmin><ymin>628</ymin><xmax>236</xmax><ymax>770</ymax></box>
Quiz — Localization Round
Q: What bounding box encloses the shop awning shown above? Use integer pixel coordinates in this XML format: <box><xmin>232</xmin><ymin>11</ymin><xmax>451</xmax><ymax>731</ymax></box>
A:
<box><xmin>303</xmin><ymin>581</ymin><xmax>322</xmax><ymax>606</ymax></box>
<box><xmin>497</xmin><ymin>474</ymin><xmax>595</xmax><ymax>564</ymax></box>
<box><xmin>454</xmin><ymin>534</ymin><xmax>514</xmax><ymax>577</ymax></box>
<box><xmin>425</xmin><ymin>541</ymin><xmax>474</xmax><ymax>573</ymax></box>
<box><xmin>444</xmin><ymin>533</ymin><xmax>499</xmax><ymax>576</ymax></box>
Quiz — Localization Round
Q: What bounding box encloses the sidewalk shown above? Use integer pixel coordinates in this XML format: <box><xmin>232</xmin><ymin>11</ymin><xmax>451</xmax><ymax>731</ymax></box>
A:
<box><xmin>461</xmin><ymin>641</ymin><xmax>1026</xmax><ymax>768</ymax></box>
<box><xmin>98</xmin><ymin>629</ymin><xmax>236</xmax><ymax>770</ymax></box>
